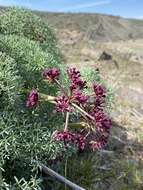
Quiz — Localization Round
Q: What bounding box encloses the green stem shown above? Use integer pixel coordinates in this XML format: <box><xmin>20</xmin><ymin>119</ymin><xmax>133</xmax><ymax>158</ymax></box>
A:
<box><xmin>40</xmin><ymin>79</ymin><xmax>95</xmax><ymax>121</ymax></box>
<box><xmin>64</xmin><ymin>112</ymin><xmax>69</xmax><ymax>131</ymax></box>
<box><xmin>68</xmin><ymin>122</ymin><xmax>87</xmax><ymax>129</ymax></box>
<box><xmin>55</xmin><ymin>79</ymin><xmax>68</xmax><ymax>96</ymax></box>
<box><xmin>72</xmin><ymin>103</ymin><xmax>95</xmax><ymax>121</ymax></box>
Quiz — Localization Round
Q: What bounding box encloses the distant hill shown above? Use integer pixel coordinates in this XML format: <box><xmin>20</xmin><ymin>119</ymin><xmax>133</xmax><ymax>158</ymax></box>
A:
<box><xmin>37</xmin><ymin>12</ymin><xmax>143</xmax><ymax>42</ymax></box>
<box><xmin>1</xmin><ymin>6</ymin><xmax>143</xmax><ymax>42</ymax></box>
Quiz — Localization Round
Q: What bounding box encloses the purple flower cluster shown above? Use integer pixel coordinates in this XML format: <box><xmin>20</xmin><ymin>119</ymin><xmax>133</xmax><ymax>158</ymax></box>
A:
<box><xmin>55</xmin><ymin>68</ymin><xmax>89</xmax><ymax>112</ymax></box>
<box><xmin>53</xmin><ymin>130</ymin><xmax>85</xmax><ymax>151</ymax></box>
<box><xmin>55</xmin><ymin>95</ymin><xmax>71</xmax><ymax>113</ymax></box>
<box><xmin>26</xmin><ymin>89</ymin><xmax>38</xmax><ymax>107</ymax></box>
<box><xmin>71</xmin><ymin>90</ymin><xmax>89</xmax><ymax>106</ymax></box>
<box><xmin>91</xmin><ymin>109</ymin><xmax>111</xmax><ymax>131</ymax></box>
<box><xmin>42</xmin><ymin>68</ymin><xmax>60</xmax><ymax>82</ymax></box>
<box><xmin>26</xmin><ymin>67</ymin><xmax>112</xmax><ymax>152</ymax></box>
<box><xmin>90</xmin><ymin>135</ymin><xmax>109</xmax><ymax>151</ymax></box>
<box><xmin>67</xmin><ymin>68</ymin><xmax>87</xmax><ymax>91</ymax></box>
<box><xmin>67</xmin><ymin>68</ymin><xmax>89</xmax><ymax>107</ymax></box>
<box><xmin>93</xmin><ymin>83</ymin><xmax>106</xmax><ymax>98</ymax></box>
<box><xmin>86</xmin><ymin>83</ymin><xmax>111</xmax><ymax>151</ymax></box>
<box><xmin>93</xmin><ymin>83</ymin><xmax>106</xmax><ymax>109</ymax></box>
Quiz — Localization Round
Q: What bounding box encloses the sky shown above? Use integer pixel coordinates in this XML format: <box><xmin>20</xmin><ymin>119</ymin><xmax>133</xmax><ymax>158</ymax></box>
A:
<box><xmin>0</xmin><ymin>0</ymin><xmax>142</xmax><ymax>19</ymax></box>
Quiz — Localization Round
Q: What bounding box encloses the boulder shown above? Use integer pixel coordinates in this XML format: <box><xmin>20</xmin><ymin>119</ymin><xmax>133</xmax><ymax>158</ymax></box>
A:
<box><xmin>98</xmin><ymin>51</ymin><xmax>112</xmax><ymax>61</ymax></box>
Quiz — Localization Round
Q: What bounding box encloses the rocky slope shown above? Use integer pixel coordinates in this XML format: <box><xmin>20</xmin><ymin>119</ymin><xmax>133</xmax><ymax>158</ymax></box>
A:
<box><xmin>38</xmin><ymin>12</ymin><xmax>143</xmax><ymax>42</ymax></box>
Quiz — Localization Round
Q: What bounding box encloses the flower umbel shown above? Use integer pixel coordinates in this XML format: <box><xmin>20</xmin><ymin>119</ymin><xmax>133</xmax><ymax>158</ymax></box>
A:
<box><xmin>91</xmin><ymin>109</ymin><xmax>112</xmax><ymax>131</ymax></box>
<box><xmin>26</xmin><ymin>89</ymin><xmax>38</xmax><ymax>107</ymax></box>
<box><xmin>27</xmin><ymin>67</ymin><xmax>112</xmax><ymax>152</ymax></box>
<box><xmin>53</xmin><ymin>130</ymin><xmax>85</xmax><ymax>151</ymax></box>
<box><xmin>90</xmin><ymin>135</ymin><xmax>108</xmax><ymax>151</ymax></box>
<box><xmin>93</xmin><ymin>83</ymin><xmax>106</xmax><ymax>98</ymax></box>
<box><xmin>55</xmin><ymin>95</ymin><xmax>71</xmax><ymax>113</ymax></box>
<box><xmin>71</xmin><ymin>90</ymin><xmax>89</xmax><ymax>106</ymax></box>
<box><xmin>67</xmin><ymin>68</ymin><xmax>87</xmax><ymax>90</ymax></box>
<box><xmin>93</xmin><ymin>83</ymin><xmax>106</xmax><ymax>110</ymax></box>
<box><xmin>42</xmin><ymin>68</ymin><xmax>60</xmax><ymax>82</ymax></box>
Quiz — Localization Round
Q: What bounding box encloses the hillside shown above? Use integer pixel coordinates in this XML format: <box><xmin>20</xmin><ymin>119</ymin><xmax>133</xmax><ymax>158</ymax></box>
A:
<box><xmin>37</xmin><ymin>12</ymin><xmax>143</xmax><ymax>42</ymax></box>
<box><xmin>0</xmin><ymin>6</ymin><xmax>143</xmax><ymax>42</ymax></box>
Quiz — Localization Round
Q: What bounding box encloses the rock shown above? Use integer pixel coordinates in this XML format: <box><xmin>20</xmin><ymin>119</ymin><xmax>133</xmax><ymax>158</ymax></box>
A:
<box><xmin>84</xmin><ymin>58</ymin><xmax>90</xmax><ymax>62</ymax></box>
<box><xmin>110</xmin><ymin>135</ymin><xmax>126</xmax><ymax>151</ymax></box>
<box><xmin>130</xmin><ymin>54</ymin><xmax>143</xmax><ymax>64</ymax></box>
<box><xmin>98</xmin><ymin>51</ymin><xmax>112</xmax><ymax>61</ymax></box>
<box><xmin>107</xmin><ymin>122</ymin><xmax>127</xmax><ymax>151</ymax></box>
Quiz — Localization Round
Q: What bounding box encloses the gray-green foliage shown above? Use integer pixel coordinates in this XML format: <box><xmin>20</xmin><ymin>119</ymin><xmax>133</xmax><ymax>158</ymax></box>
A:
<box><xmin>0</xmin><ymin>7</ymin><xmax>65</xmax><ymax>189</ymax></box>
<box><xmin>0</xmin><ymin>7</ymin><xmax>62</xmax><ymax>64</ymax></box>
<box><xmin>0</xmin><ymin>34</ymin><xmax>58</xmax><ymax>88</ymax></box>
<box><xmin>0</xmin><ymin>52</ymin><xmax>21</xmax><ymax>109</ymax></box>
<box><xmin>0</xmin><ymin>176</ymin><xmax>42</xmax><ymax>190</ymax></box>
<box><xmin>0</xmin><ymin>8</ymin><xmax>54</xmax><ymax>41</ymax></box>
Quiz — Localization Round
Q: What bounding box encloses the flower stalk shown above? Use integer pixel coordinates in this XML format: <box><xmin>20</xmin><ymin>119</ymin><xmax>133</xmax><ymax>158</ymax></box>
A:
<box><xmin>71</xmin><ymin>103</ymin><xmax>95</xmax><ymax>121</ymax></box>
<box><xmin>64</xmin><ymin>112</ymin><xmax>69</xmax><ymax>132</ymax></box>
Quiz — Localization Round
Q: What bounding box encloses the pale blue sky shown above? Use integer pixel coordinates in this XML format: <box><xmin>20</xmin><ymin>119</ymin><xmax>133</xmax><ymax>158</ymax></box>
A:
<box><xmin>0</xmin><ymin>0</ymin><xmax>142</xmax><ymax>19</ymax></box>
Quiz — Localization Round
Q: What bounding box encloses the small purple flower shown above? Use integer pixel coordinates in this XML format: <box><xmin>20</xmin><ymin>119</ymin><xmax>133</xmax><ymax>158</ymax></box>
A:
<box><xmin>67</xmin><ymin>68</ymin><xmax>87</xmax><ymax>90</ymax></box>
<box><xmin>67</xmin><ymin>68</ymin><xmax>81</xmax><ymax>80</ymax></box>
<box><xmin>93</xmin><ymin>83</ymin><xmax>106</xmax><ymax>98</ymax></box>
<box><xmin>26</xmin><ymin>89</ymin><xmax>38</xmax><ymax>108</ymax></box>
<box><xmin>53</xmin><ymin>130</ymin><xmax>74</xmax><ymax>142</ymax></box>
<box><xmin>55</xmin><ymin>95</ymin><xmax>70</xmax><ymax>113</ymax></box>
<box><xmin>53</xmin><ymin>130</ymin><xmax>85</xmax><ymax>151</ymax></box>
<box><xmin>74</xmin><ymin>79</ymin><xmax>87</xmax><ymax>90</ymax></box>
<box><xmin>90</xmin><ymin>141</ymin><xmax>102</xmax><ymax>151</ymax></box>
<box><xmin>69</xmin><ymin>83</ymin><xmax>77</xmax><ymax>92</ymax></box>
<box><xmin>73</xmin><ymin>133</ymin><xmax>85</xmax><ymax>151</ymax></box>
<box><xmin>93</xmin><ymin>83</ymin><xmax>106</xmax><ymax>109</ymax></box>
<box><xmin>91</xmin><ymin>109</ymin><xmax>112</xmax><ymax>131</ymax></box>
<box><xmin>42</xmin><ymin>68</ymin><xmax>60</xmax><ymax>82</ymax></box>
<box><xmin>72</xmin><ymin>90</ymin><xmax>89</xmax><ymax>106</ymax></box>
<box><xmin>94</xmin><ymin>97</ymin><xmax>105</xmax><ymax>110</ymax></box>
<box><xmin>90</xmin><ymin>136</ymin><xmax>108</xmax><ymax>151</ymax></box>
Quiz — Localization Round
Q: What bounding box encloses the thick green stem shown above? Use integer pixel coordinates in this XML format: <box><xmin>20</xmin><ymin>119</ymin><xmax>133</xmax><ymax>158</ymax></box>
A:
<box><xmin>39</xmin><ymin>93</ymin><xmax>56</xmax><ymax>104</ymax></box>
<box><xmin>68</xmin><ymin>122</ymin><xmax>88</xmax><ymax>129</ymax></box>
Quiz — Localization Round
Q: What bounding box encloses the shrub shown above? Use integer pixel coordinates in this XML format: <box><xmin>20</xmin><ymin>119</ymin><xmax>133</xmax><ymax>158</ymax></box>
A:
<box><xmin>0</xmin><ymin>8</ymin><xmax>66</xmax><ymax>189</ymax></box>
<box><xmin>0</xmin><ymin>34</ymin><xmax>64</xmax><ymax>127</ymax></box>
<box><xmin>0</xmin><ymin>7</ymin><xmax>63</xmax><ymax>64</ymax></box>
<box><xmin>0</xmin><ymin>52</ymin><xmax>21</xmax><ymax>110</ymax></box>
<box><xmin>0</xmin><ymin>8</ymin><xmax>112</xmax><ymax>190</ymax></box>
<box><xmin>0</xmin><ymin>34</ymin><xmax>58</xmax><ymax>87</ymax></box>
